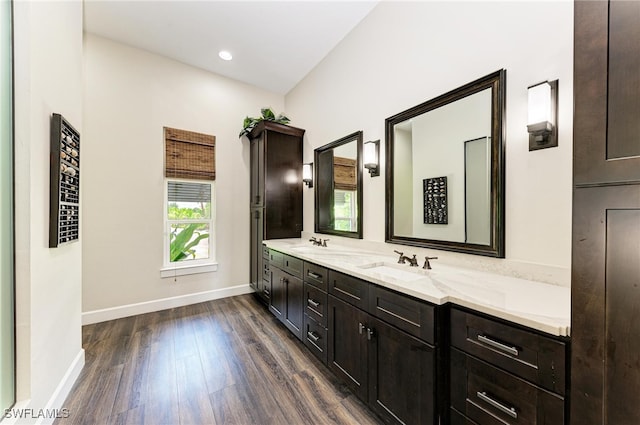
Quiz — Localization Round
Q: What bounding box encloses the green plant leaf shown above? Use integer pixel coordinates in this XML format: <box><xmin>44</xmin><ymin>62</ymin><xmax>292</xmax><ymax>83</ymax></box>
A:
<box><xmin>261</xmin><ymin>108</ymin><xmax>275</xmax><ymax>120</ymax></box>
<box><xmin>170</xmin><ymin>223</ymin><xmax>209</xmax><ymax>262</ymax></box>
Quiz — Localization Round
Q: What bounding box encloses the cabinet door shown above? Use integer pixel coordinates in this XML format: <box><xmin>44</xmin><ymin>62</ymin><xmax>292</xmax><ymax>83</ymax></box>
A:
<box><xmin>368</xmin><ymin>318</ymin><xmax>436</xmax><ymax>425</ymax></box>
<box><xmin>327</xmin><ymin>294</ymin><xmax>369</xmax><ymax>401</ymax></box>
<box><xmin>574</xmin><ymin>0</ymin><xmax>640</xmax><ymax>186</ymax></box>
<box><xmin>249</xmin><ymin>208</ymin><xmax>264</xmax><ymax>294</ymax></box>
<box><xmin>249</xmin><ymin>134</ymin><xmax>264</xmax><ymax>207</ymax></box>
<box><xmin>283</xmin><ymin>274</ymin><xmax>304</xmax><ymax>340</ymax></box>
<box><xmin>572</xmin><ymin>185</ymin><xmax>640</xmax><ymax>424</ymax></box>
<box><xmin>270</xmin><ymin>267</ymin><xmax>286</xmax><ymax>322</ymax></box>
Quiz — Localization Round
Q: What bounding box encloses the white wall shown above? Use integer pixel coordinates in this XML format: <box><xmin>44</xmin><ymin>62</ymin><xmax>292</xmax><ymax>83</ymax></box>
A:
<box><xmin>287</xmin><ymin>1</ymin><xmax>573</xmax><ymax>285</ymax></box>
<box><xmin>11</xmin><ymin>0</ymin><xmax>84</xmax><ymax>420</ymax></box>
<box><xmin>82</xmin><ymin>34</ymin><xmax>285</xmax><ymax>318</ymax></box>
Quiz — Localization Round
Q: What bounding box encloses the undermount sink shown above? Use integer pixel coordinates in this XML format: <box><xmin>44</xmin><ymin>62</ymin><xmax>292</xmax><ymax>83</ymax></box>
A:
<box><xmin>358</xmin><ymin>262</ymin><xmax>432</xmax><ymax>282</ymax></box>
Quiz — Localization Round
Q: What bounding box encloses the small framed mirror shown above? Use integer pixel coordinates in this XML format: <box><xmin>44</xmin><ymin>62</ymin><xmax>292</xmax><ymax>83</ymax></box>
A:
<box><xmin>315</xmin><ymin>131</ymin><xmax>363</xmax><ymax>239</ymax></box>
<box><xmin>385</xmin><ymin>70</ymin><xmax>505</xmax><ymax>257</ymax></box>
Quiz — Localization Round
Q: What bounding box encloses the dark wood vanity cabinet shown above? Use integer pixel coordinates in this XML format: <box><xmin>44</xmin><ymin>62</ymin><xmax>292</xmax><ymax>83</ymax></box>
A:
<box><xmin>249</xmin><ymin>122</ymin><xmax>304</xmax><ymax>302</ymax></box>
<box><xmin>573</xmin><ymin>2</ymin><xmax>640</xmax><ymax>423</ymax></box>
<box><xmin>269</xmin><ymin>252</ymin><xmax>304</xmax><ymax>340</ymax></box>
<box><xmin>450</xmin><ymin>308</ymin><xmax>567</xmax><ymax>425</ymax></box>
<box><xmin>327</xmin><ymin>271</ymin><xmax>439</xmax><ymax>425</ymax></box>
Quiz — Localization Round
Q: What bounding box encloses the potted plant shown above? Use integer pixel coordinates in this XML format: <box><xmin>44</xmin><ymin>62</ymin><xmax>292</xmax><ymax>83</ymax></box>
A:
<box><xmin>239</xmin><ymin>107</ymin><xmax>290</xmax><ymax>137</ymax></box>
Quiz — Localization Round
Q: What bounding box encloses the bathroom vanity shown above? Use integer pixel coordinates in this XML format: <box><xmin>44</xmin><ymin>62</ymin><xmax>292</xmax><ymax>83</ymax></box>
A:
<box><xmin>260</xmin><ymin>240</ymin><xmax>570</xmax><ymax>425</ymax></box>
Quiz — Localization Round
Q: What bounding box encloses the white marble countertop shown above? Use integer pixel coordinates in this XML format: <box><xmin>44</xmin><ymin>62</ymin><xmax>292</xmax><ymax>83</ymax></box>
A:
<box><xmin>264</xmin><ymin>239</ymin><xmax>570</xmax><ymax>337</ymax></box>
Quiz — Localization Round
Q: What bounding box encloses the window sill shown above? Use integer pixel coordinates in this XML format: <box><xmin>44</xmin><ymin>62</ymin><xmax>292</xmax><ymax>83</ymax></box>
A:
<box><xmin>160</xmin><ymin>262</ymin><xmax>218</xmax><ymax>278</ymax></box>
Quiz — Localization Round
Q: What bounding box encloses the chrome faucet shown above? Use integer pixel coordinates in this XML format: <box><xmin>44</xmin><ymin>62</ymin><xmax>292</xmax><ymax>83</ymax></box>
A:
<box><xmin>393</xmin><ymin>250</ymin><xmax>419</xmax><ymax>267</ymax></box>
<box><xmin>423</xmin><ymin>256</ymin><xmax>438</xmax><ymax>270</ymax></box>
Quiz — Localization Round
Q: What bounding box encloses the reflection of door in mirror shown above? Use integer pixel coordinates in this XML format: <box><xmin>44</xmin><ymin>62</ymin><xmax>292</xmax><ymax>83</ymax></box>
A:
<box><xmin>393</xmin><ymin>87</ymin><xmax>491</xmax><ymax>244</ymax></box>
<box><xmin>464</xmin><ymin>137</ymin><xmax>490</xmax><ymax>245</ymax></box>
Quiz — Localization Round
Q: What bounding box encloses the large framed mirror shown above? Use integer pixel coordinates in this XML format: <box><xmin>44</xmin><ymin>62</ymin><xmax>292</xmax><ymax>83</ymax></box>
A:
<box><xmin>385</xmin><ymin>70</ymin><xmax>505</xmax><ymax>257</ymax></box>
<box><xmin>315</xmin><ymin>131</ymin><xmax>363</xmax><ymax>239</ymax></box>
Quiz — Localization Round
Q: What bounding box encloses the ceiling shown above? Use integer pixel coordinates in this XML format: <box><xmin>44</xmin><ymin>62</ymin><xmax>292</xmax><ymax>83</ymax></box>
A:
<box><xmin>83</xmin><ymin>1</ymin><xmax>379</xmax><ymax>94</ymax></box>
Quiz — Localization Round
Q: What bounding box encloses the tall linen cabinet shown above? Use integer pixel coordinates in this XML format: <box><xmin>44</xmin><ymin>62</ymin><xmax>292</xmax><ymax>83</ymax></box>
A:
<box><xmin>572</xmin><ymin>1</ymin><xmax>640</xmax><ymax>423</ymax></box>
<box><xmin>248</xmin><ymin>122</ymin><xmax>305</xmax><ymax>303</ymax></box>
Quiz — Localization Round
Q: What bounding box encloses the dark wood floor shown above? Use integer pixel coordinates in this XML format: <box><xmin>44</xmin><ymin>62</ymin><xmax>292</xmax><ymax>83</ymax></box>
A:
<box><xmin>55</xmin><ymin>294</ymin><xmax>383</xmax><ymax>425</ymax></box>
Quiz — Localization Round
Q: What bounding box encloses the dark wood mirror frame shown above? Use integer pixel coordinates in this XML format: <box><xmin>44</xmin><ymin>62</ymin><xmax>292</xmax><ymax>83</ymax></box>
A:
<box><xmin>315</xmin><ymin>131</ymin><xmax>364</xmax><ymax>239</ymax></box>
<box><xmin>385</xmin><ymin>70</ymin><xmax>506</xmax><ymax>257</ymax></box>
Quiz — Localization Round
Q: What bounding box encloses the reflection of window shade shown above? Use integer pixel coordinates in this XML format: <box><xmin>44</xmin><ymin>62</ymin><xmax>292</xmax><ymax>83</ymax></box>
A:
<box><xmin>164</xmin><ymin>127</ymin><xmax>216</xmax><ymax>180</ymax></box>
<box><xmin>334</xmin><ymin>156</ymin><xmax>356</xmax><ymax>191</ymax></box>
<box><xmin>334</xmin><ymin>190</ymin><xmax>347</xmax><ymax>205</ymax></box>
<box><xmin>168</xmin><ymin>181</ymin><xmax>211</xmax><ymax>203</ymax></box>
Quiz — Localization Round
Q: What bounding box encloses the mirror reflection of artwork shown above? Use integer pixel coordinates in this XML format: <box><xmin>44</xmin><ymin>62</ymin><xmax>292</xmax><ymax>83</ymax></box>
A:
<box><xmin>424</xmin><ymin>177</ymin><xmax>448</xmax><ymax>224</ymax></box>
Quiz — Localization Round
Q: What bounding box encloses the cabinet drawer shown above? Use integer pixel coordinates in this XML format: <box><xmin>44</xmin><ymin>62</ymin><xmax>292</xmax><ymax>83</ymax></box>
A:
<box><xmin>262</xmin><ymin>260</ymin><xmax>270</xmax><ymax>281</ymax></box>
<box><xmin>304</xmin><ymin>315</ymin><xmax>327</xmax><ymax>365</ymax></box>
<box><xmin>451</xmin><ymin>308</ymin><xmax>566</xmax><ymax>395</ymax></box>
<box><xmin>283</xmin><ymin>255</ymin><xmax>303</xmax><ymax>278</ymax></box>
<box><xmin>304</xmin><ymin>283</ymin><xmax>328</xmax><ymax>327</ymax></box>
<box><xmin>450</xmin><ymin>408</ymin><xmax>479</xmax><ymax>425</ymax></box>
<box><xmin>369</xmin><ymin>285</ymin><xmax>435</xmax><ymax>344</ymax></box>
<box><xmin>269</xmin><ymin>250</ymin><xmax>284</xmax><ymax>268</ymax></box>
<box><xmin>451</xmin><ymin>348</ymin><xmax>564</xmax><ymax>425</ymax></box>
<box><xmin>328</xmin><ymin>270</ymin><xmax>369</xmax><ymax>309</ymax></box>
<box><xmin>303</xmin><ymin>262</ymin><xmax>328</xmax><ymax>291</ymax></box>
<box><xmin>262</xmin><ymin>245</ymin><xmax>270</xmax><ymax>260</ymax></box>
<box><xmin>261</xmin><ymin>279</ymin><xmax>271</xmax><ymax>301</ymax></box>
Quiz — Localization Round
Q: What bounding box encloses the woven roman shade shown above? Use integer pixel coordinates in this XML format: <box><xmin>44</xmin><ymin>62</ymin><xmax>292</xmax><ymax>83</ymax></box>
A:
<box><xmin>164</xmin><ymin>127</ymin><xmax>216</xmax><ymax>180</ymax></box>
<box><xmin>334</xmin><ymin>156</ymin><xmax>356</xmax><ymax>191</ymax></box>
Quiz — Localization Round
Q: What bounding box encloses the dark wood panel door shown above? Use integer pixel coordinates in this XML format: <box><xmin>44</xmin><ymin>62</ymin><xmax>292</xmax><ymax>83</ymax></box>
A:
<box><xmin>283</xmin><ymin>274</ymin><xmax>303</xmax><ymax>340</ymax></box>
<box><xmin>269</xmin><ymin>267</ymin><xmax>286</xmax><ymax>322</ymax></box>
<box><xmin>249</xmin><ymin>134</ymin><xmax>264</xmax><ymax>207</ymax></box>
<box><xmin>368</xmin><ymin>318</ymin><xmax>436</xmax><ymax>425</ymax></box>
<box><xmin>571</xmin><ymin>185</ymin><xmax>640</xmax><ymax>424</ymax></box>
<box><xmin>327</xmin><ymin>294</ymin><xmax>369</xmax><ymax>401</ymax></box>
<box><xmin>249</xmin><ymin>208</ymin><xmax>264</xmax><ymax>297</ymax></box>
<box><xmin>574</xmin><ymin>0</ymin><xmax>640</xmax><ymax>186</ymax></box>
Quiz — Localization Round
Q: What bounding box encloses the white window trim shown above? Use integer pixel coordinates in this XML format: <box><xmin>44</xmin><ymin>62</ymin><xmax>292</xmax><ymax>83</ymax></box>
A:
<box><xmin>162</xmin><ymin>178</ymin><xmax>217</xmax><ymax>278</ymax></box>
<box><xmin>334</xmin><ymin>189</ymin><xmax>358</xmax><ymax>231</ymax></box>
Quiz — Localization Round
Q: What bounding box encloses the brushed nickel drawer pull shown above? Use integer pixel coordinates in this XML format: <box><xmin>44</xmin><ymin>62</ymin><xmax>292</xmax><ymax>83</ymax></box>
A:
<box><xmin>359</xmin><ymin>322</ymin><xmax>365</xmax><ymax>335</ymax></box>
<box><xmin>477</xmin><ymin>334</ymin><xmax>519</xmax><ymax>357</ymax></box>
<box><xmin>476</xmin><ymin>391</ymin><xmax>517</xmax><ymax>419</ymax></box>
<box><xmin>307</xmin><ymin>331</ymin><xmax>320</xmax><ymax>342</ymax></box>
<box><xmin>307</xmin><ymin>299</ymin><xmax>320</xmax><ymax>308</ymax></box>
<box><xmin>307</xmin><ymin>271</ymin><xmax>322</xmax><ymax>279</ymax></box>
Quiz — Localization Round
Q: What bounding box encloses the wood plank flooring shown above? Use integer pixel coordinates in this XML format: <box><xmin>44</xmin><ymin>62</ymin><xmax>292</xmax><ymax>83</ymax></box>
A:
<box><xmin>55</xmin><ymin>294</ymin><xmax>383</xmax><ymax>425</ymax></box>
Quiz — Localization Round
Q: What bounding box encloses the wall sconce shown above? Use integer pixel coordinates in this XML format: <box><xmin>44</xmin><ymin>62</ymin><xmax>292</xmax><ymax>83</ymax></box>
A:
<box><xmin>302</xmin><ymin>162</ymin><xmax>313</xmax><ymax>188</ymax></box>
<box><xmin>527</xmin><ymin>80</ymin><xmax>558</xmax><ymax>151</ymax></box>
<box><xmin>364</xmin><ymin>140</ymin><xmax>380</xmax><ymax>177</ymax></box>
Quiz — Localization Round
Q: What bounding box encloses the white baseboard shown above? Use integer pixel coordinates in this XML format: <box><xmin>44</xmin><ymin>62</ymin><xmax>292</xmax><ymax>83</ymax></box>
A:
<box><xmin>1</xmin><ymin>349</ymin><xmax>85</xmax><ymax>425</ymax></box>
<box><xmin>82</xmin><ymin>284</ymin><xmax>253</xmax><ymax>325</ymax></box>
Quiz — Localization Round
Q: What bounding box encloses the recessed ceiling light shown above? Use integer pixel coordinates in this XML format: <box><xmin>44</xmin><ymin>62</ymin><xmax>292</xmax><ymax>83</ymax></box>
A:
<box><xmin>218</xmin><ymin>50</ymin><xmax>233</xmax><ymax>61</ymax></box>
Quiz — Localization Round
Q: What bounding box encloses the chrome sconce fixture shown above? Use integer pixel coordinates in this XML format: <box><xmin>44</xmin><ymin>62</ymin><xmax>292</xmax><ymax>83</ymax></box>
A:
<box><xmin>527</xmin><ymin>80</ymin><xmax>558</xmax><ymax>151</ymax></box>
<box><xmin>364</xmin><ymin>139</ymin><xmax>380</xmax><ymax>177</ymax></box>
<box><xmin>302</xmin><ymin>162</ymin><xmax>313</xmax><ymax>187</ymax></box>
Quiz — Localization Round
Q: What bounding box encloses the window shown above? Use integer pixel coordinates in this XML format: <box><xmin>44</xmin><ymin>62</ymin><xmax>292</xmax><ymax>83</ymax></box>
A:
<box><xmin>334</xmin><ymin>189</ymin><xmax>357</xmax><ymax>231</ymax></box>
<box><xmin>162</xmin><ymin>127</ymin><xmax>216</xmax><ymax>277</ymax></box>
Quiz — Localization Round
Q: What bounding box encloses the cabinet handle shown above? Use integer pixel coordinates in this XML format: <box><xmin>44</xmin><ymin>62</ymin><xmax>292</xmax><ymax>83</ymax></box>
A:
<box><xmin>307</xmin><ymin>299</ymin><xmax>320</xmax><ymax>308</ymax></box>
<box><xmin>307</xmin><ymin>271</ymin><xmax>322</xmax><ymax>280</ymax></box>
<box><xmin>307</xmin><ymin>331</ymin><xmax>320</xmax><ymax>342</ymax></box>
<box><xmin>254</xmin><ymin>210</ymin><xmax>260</xmax><ymax>219</ymax></box>
<box><xmin>255</xmin><ymin>195</ymin><xmax>260</xmax><ymax>204</ymax></box>
<box><xmin>359</xmin><ymin>322</ymin><xmax>365</xmax><ymax>335</ymax></box>
<box><xmin>367</xmin><ymin>327</ymin><xmax>375</xmax><ymax>341</ymax></box>
<box><xmin>476</xmin><ymin>391</ymin><xmax>517</xmax><ymax>419</ymax></box>
<box><xmin>477</xmin><ymin>334</ymin><xmax>519</xmax><ymax>357</ymax></box>
<box><xmin>263</xmin><ymin>289</ymin><xmax>270</xmax><ymax>296</ymax></box>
